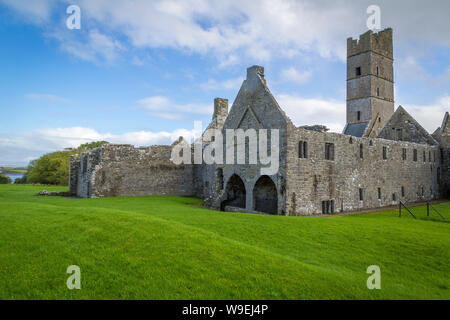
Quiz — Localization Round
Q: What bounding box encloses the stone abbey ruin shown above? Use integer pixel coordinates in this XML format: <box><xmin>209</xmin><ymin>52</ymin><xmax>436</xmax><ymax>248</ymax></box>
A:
<box><xmin>69</xmin><ymin>28</ymin><xmax>450</xmax><ymax>215</ymax></box>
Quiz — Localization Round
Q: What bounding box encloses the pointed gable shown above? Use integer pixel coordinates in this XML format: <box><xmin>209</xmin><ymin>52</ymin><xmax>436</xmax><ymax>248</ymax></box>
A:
<box><xmin>223</xmin><ymin>65</ymin><xmax>291</xmax><ymax>131</ymax></box>
<box><xmin>441</xmin><ymin>112</ymin><xmax>450</xmax><ymax>134</ymax></box>
<box><xmin>377</xmin><ymin>105</ymin><xmax>438</xmax><ymax>145</ymax></box>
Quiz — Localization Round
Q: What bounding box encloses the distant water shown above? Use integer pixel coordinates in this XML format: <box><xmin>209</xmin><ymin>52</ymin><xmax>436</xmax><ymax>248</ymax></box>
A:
<box><xmin>1</xmin><ymin>173</ymin><xmax>24</xmax><ymax>184</ymax></box>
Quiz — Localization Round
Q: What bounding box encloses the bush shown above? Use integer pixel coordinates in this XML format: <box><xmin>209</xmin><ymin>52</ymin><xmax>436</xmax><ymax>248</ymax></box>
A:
<box><xmin>24</xmin><ymin>141</ymin><xmax>109</xmax><ymax>186</ymax></box>
<box><xmin>0</xmin><ymin>174</ymin><xmax>12</xmax><ymax>184</ymax></box>
<box><xmin>14</xmin><ymin>175</ymin><xmax>28</xmax><ymax>184</ymax></box>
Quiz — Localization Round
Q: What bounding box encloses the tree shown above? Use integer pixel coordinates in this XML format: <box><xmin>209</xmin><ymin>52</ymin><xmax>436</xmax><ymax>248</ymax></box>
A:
<box><xmin>0</xmin><ymin>174</ymin><xmax>12</xmax><ymax>184</ymax></box>
<box><xmin>24</xmin><ymin>141</ymin><xmax>109</xmax><ymax>186</ymax></box>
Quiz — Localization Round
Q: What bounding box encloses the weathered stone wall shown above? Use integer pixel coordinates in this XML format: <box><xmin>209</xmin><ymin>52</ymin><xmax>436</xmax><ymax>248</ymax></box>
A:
<box><xmin>75</xmin><ymin>144</ymin><xmax>194</xmax><ymax>198</ymax></box>
<box><xmin>433</xmin><ymin>113</ymin><xmax>450</xmax><ymax>198</ymax></box>
<box><xmin>76</xmin><ymin>147</ymin><xmax>103</xmax><ymax>198</ymax></box>
<box><xmin>346</xmin><ymin>29</ymin><xmax>395</xmax><ymax>137</ymax></box>
<box><xmin>68</xmin><ymin>154</ymin><xmax>80</xmax><ymax>195</ymax></box>
<box><xmin>208</xmin><ymin>65</ymin><xmax>289</xmax><ymax>215</ymax></box>
<box><xmin>286</xmin><ymin>127</ymin><xmax>440</xmax><ymax>216</ymax></box>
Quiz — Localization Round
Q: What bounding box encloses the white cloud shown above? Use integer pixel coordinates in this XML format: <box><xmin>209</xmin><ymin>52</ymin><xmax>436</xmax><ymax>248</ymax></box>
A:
<box><xmin>402</xmin><ymin>96</ymin><xmax>450</xmax><ymax>133</ymax></box>
<box><xmin>280</xmin><ymin>67</ymin><xmax>312</xmax><ymax>84</ymax></box>
<box><xmin>200</xmin><ymin>77</ymin><xmax>244</xmax><ymax>91</ymax></box>
<box><xmin>137</xmin><ymin>95</ymin><xmax>212</xmax><ymax>119</ymax></box>
<box><xmin>277</xmin><ymin>93</ymin><xmax>448</xmax><ymax>134</ymax></box>
<box><xmin>3</xmin><ymin>0</ymin><xmax>450</xmax><ymax>67</ymax></box>
<box><xmin>0</xmin><ymin>0</ymin><xmax>56</xmax><ymax>23</ymax></box>
<box><xmin>25</xmin><ymin>93</ymin><xmax>70</xmax><ymax>103</ymax></box>
<box><xmin>277</xmin><ymin>93</ymin><xmax>346</xmax><ymax>133</ymax></box>
<box><xmin>0</xmin><ymin>126</ymin><xmax>200</xmax><ymax>165</ymax></box>
<box><xmin>51</xmin><ymin>29</ymin><xmax>125</xmax><ymax>63</ymax></box>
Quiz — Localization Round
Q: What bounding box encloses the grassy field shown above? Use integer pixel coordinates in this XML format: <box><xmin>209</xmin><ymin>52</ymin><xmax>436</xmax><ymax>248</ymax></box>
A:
<box><xmin>0</xmin><ymin>184</ymin><xmax>449</xmax><ymax>300</ymax></box>
<box><xmin>0</xmin><ymin>166</ymin><xmax>27</xmax><ymax>174</ymax></box>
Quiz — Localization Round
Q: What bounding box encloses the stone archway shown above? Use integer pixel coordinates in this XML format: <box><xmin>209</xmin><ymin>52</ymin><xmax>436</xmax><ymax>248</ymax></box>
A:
<box><xmin>221</xmin><ymin>174</ymin><xmax>246</xmax><ymax>210</ymax></box>
<box><xmin>253</xmin><ymin>175</ymin><xmax>278</xmax><ymax>214</ymax></box>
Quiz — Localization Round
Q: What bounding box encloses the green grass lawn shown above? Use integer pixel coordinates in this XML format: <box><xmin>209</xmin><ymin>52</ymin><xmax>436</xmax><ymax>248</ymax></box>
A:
<box><xmin>0</xmin><ymin>184</ymin><xmax>449</xmax><ymax>300</ymax></box>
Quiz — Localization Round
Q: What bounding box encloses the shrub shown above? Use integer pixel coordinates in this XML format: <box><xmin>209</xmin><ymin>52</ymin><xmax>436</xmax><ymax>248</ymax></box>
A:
<box><xmin>25</xmin><ymin>141</ymin><xmax>108</xmax><ymax>186</ymax></box>
<box><xmin>0</xmin><ymin>174</ymin><xmax>12</xmax><ymax>184</ymax></box>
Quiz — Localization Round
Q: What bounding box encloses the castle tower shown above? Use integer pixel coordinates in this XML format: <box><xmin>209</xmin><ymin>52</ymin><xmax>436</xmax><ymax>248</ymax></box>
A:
<box><xmin>344</xmin><ymin>28</ymin><xmax>394</xmax><ymax>137</ymax></box>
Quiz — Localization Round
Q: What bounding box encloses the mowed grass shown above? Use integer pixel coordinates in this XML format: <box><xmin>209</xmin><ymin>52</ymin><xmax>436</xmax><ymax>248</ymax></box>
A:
<box><xmin>0</xmin><ymin>184</ymin><xmax>449</xmax><ymax>300</ymax></box>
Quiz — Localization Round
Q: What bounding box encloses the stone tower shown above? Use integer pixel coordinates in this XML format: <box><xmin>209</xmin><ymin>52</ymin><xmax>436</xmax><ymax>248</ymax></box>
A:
<box><xmin>344</xmin><ymin>28</ymin><xmax>394</xmax><ymax>138</ymax></box>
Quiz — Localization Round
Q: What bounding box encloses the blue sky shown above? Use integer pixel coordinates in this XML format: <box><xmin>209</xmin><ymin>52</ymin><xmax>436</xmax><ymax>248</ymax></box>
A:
<box><xmin>0</xmin><ymin>0</ymin><xmax>449</xmax><ymax>165</ymax></box>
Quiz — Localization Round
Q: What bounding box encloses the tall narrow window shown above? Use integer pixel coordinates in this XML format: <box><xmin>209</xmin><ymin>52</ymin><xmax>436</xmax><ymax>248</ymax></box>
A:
<box><xmin>397</xmin><ymin>128</ymin><xmax>403</xmax><ymax>141</ymax></box>
<box><xmin>360</xmin><ymin>144</ymin><xmax>364</xmax><ymax>159</ymax></box>
<box><xmin>382</xmin><ymin>146</ymin><xmax>387</xmax><ymax>160</ymax></box>
<box><xmin>376</xmin><ymin>66</ymin><xmax>379</xmax><ymax>76</ymax></box>
<box><xmin>392</xmin><ymin>193</ymin><xmax>396</xmax><ymax>201</ymax></box>
<box><xmin>377</xmin><ymin>88</ymin><xmax>380</xmax><ymax>96</ymax></box>
<box><xmin>423</xmin><ymin>151</ymin><xmax>426</xmax><ymax>162</ymax></box>
<box><xmin>402</xmin><ymin>148</ymin><xmax>407</xmax><ymax>160</ymax></box>
<box><xmin>357</xmin><ymin>111</ymin><xmax>361</xmax><ymax>121</ymax></box>
<box><xmin>356</xmin><ymin>67</ymin><xmax>361</xmax><ymax>76</ymax></box>
<box><xmin>216</xmin><ymin>169</ymin><xmax>224</xmax><ymax>190</ymax></box>
<box><xmin>325</xmin><ymin>143</ymin><xmax>335</xmax><ymax>161</ymax></box>
<box><xmin>378</xmin><ymin>188</ymin><xmax>381</xmax><ymax>200</ymax></box>
<box><xmin>401</xmin><ymin>186</ymin><xmax>405</xmax><ymax>197</ymax></box>
<box><xmin>298</xmin><ymin>141</ymin><xmax>308</xmax><ymax>158</ymax></box>
<box><xmin>303</xmin><ymin>142</ymin><xmax>308</xmax><ymax>159</ymax></box>
<box><xmin>429</xmin><ymin>151</ymin><xmax>431</xmax><ymax>162</ymax></box>
<box><xmin>413</xmin><ymin>149</ymin><xmax>418</xmax><ymax>162</ymax></box>
<box><xmin>359</xmin><ymin>188</ymin><xmax>364</xmax><ymax>201</ymax></box>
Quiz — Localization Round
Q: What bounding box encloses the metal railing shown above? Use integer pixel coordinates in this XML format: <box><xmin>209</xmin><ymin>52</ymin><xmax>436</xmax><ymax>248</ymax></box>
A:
<box><xmin>398</xmin><ymin>201</ymin><xmax>417</xmax><ymax>219</ymax></box>
<box><xmin>399</xmin><ymin>201</ymin><xmax>446</xmax><ymax>220</ymax></box>
<box><xmin>427</xmin><ymin>202</ymin><xmax>446</xmax><ymax>220</ymax></box>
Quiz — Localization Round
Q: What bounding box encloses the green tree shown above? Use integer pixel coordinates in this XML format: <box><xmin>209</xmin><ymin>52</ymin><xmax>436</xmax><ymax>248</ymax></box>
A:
<box><xmin>24</xmin><ymin>141</ymin><xmax>108</xmax><ymax>186</ymax></box>
<box><xmin>0</xmin><ymin>174</ymin><xmax>12</xmax><ymax>184</ymax></box>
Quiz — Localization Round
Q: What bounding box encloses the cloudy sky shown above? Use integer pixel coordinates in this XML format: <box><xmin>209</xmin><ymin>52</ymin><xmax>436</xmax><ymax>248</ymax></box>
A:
<box><xmin>0</xmin><ymin>0</ymin><xmax>449</xmax><ymax>165</ymax></box>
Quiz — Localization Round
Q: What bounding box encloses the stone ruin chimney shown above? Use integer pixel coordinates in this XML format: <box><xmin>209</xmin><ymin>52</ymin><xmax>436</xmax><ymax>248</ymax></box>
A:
<box><xmin>212</xmin><ymin>97</ymin><xmax>228</xmax><ymax>128</ymax></box>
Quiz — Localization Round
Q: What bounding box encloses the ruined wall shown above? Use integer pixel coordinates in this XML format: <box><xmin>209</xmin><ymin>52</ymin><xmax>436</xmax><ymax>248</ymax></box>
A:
<box><xmin>210</xmin><ymin>65</ymin><xmax>289</xmax><ymax>215</ymax></box>
<box><xmin>75</xmin><ymin>144</ymin><xmax>194</xmax><ymax>198</ymax></box>
<box><xmin>346</xmin><ymin>29</ymin><xmax>395</xmax><ymax>137</ymax></box>
<box><xmin>378</xmin><ymin>106</ymin><xmax>437</xmax><ymax>145</ymax></box>
<box><xmin>286</xmin><ymin>127</ymin><xmax>440</xmax><ymax>216</ymax></box>
<box><xmin>68</xmin><ymin>154</ymin><xmax>80</xmax><ymax>195</ymax></box>
<box><xmin>433</xmin><ymin>113</ymin><xmax>450</xmax><ymax>198</ymax></box>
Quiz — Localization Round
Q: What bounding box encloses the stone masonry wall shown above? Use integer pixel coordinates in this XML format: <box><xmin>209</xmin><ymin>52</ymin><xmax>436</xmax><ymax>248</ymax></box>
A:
<box><xmin>75</xmin><ymin>144</ymin><xmax>194</xmax><ymax>198</ymax></box>
<box><xmin>286</xmin><ymin>126</ymin><xmax>440</xmax><ymax>216</ymax></box>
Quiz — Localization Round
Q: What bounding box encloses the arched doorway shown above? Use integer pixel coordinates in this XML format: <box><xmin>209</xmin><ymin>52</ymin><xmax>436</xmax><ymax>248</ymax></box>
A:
<box><xmin>221</xmin><ymin>174</ymin><xmax>246</xmax><ymax>210</ymax></box>
<box><xmin>253</xmin><ymin>175</ymin><xmax>278</xmax><ymax>214</ymax></box>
